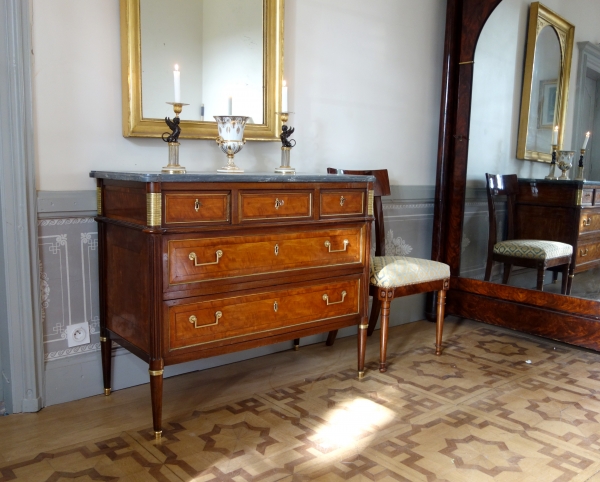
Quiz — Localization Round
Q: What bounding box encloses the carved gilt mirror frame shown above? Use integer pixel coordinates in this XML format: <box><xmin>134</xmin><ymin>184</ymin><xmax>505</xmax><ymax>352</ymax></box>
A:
<box><xmin>120</xmin><ymin>0</ymin><xmax>284</xmax><ymax>140</ymax></box>
<box><xmin>516</xmin><ymin>3</ymin><xmax>574</xmax><ymax>161</ymax></box>
<box><xmin>432</xmin><ymin>0</ymin><xmax>600</xmax><ymax>351</ymax></box>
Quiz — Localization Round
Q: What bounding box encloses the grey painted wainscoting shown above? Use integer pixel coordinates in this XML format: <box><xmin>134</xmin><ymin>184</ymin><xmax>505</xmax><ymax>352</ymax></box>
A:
<box><xmin>38</xmin><ymin>186</ymin><xmax>437</xmax><ymax>406</ymax></box>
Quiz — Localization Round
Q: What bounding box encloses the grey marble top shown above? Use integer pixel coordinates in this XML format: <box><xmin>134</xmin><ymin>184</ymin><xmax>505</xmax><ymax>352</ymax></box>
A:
<box><xmin>520</xmin><ymin>178</ymin><xmax>600</xmax><ymax>186</ymax></box>
<box><xmin>89</xmin><ymin>171</ymin><xmax>375</xmax><ymax>184</ymax></box>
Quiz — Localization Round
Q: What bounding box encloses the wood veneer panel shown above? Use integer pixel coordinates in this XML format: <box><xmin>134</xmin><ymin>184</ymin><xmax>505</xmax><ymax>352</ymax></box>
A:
<box><xmin>447</xmin><ymin>289</ymin><xmax>600</xmax><ymax>350</ymax></box>
<box><xmin>105</xmin><ymin>223</ymin><xmax>150</xmax><ymax>353</ymax></box>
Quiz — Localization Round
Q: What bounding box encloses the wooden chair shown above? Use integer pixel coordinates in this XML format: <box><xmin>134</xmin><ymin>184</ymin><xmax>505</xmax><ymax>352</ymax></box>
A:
<box><xmin>327</xmin><ymin>168</ymin><xmax>450</xmax><ymax>373</ymax></box>
<box><xmin>484</xmin><ymin>173</ymin><xmax>572</xmax><ymax>294</ymax></box>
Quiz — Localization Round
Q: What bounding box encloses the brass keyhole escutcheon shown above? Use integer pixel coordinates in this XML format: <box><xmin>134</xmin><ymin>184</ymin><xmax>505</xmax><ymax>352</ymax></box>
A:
<box><xmin>275</xmin><ymin>198</ymin><xmax>284</xmax><ymax>209</ymax></box>
<box><xmin>274</xmin><ymin>301</ymin><xmax>278</xmax><ymax>312</ymax></box>
<box><xmin>274</xmin><ymin>244</ymin><xmax>279</xmax><ymax>256</ymax></box>
<box><xmin>194</xmin><ymin>199</ymin><xmax>202</xmax><ymax>212</ymax></box>
<box><xmin>340</xmin><ymin>196</ymin><xmax>346</xmax><ymax>206</ymax></box>
<box><xmin>583</xmin><ymin>218</ymin><xmax>592</xmax><ymax>227</ymax></box>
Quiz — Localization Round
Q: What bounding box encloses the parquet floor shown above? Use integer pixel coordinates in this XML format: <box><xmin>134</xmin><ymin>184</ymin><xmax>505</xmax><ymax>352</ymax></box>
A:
<box><xmin>2</xmin><ymin>318</ymin><xmax>600</xmax><ymax>481</ymax></box>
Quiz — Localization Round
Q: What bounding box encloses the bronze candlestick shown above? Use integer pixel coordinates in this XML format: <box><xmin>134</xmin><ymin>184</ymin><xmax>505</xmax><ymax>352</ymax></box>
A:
<box><xmin>162</xmin><ymin>102</ymin><xmax>189</xmax><ymax>174</ymax></box>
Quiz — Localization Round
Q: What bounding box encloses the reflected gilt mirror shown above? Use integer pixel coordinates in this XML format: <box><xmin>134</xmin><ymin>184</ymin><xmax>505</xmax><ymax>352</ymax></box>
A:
<box><xmin>120</xmin><ymin>0</ymin><xmax>284</xmax><ymax>140</ymax></box>
<box><xmin>516</xmin><ymin>2</ymin><xmax>574</xmax><ymax>161</ymax></box>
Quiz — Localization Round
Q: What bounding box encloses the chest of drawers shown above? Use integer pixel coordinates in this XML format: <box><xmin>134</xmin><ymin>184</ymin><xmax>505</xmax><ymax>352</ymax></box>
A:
<box><xmin>91</xmin><ymin>171</ymin><xmax>374</xmax><ymax>438</ymax></box>
<box><xmin>516</xmin><ymin>179</ymin><xmax>600</xmax><ymax>292</ymax></box>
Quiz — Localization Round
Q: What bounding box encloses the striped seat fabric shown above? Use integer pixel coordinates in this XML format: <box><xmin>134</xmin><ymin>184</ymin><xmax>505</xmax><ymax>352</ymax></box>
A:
<box><xmin>370</xmin><ymin>256</ymin><xmax>450</xmax><ymax>288</ymax></box>
<box><xmin>493</xmin><ymin>240</ymin><xmax>572</xmax><ymax>260</ymax></box>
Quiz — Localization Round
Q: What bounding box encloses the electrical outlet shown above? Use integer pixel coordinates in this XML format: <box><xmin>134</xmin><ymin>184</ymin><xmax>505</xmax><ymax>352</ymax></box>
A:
<box><xmin>66</xmin><ymin>322</ymin><xmax>91</xmax><ymax>347</ymax></box>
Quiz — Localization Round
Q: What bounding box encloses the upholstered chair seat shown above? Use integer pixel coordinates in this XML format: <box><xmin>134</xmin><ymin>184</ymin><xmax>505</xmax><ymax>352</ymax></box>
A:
<box><xmin>370</xmin><ymin>256</ymin><xmax>450</xmax><ymax>288</ymax></box>
<box><xmin>492</xmin><ymin>240</ymin><xmax>572</xmax><ymax>260</ymax></box>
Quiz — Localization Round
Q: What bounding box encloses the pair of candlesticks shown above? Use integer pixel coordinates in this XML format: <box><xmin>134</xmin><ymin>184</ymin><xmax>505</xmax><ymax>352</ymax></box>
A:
<box><xmin>161</xmin><ymin>103</ymin><xmax>296</xmax><ymax>175</ymax></box>
<box><xmin>545</xmin><ymin>145</ymin><xmax>587</xmax><ymax>181</ymax></box>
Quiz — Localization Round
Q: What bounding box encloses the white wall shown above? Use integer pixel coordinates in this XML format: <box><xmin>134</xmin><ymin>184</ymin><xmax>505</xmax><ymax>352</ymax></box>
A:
<box><xmin>467</xmin><ymin>0</ymin><xmax>600</xmax><ymax>186</ymax></box>
<box><xmin>31</xmin><ymin>0</ymin><xmax>447</xmax><ymax>191</ymax></box>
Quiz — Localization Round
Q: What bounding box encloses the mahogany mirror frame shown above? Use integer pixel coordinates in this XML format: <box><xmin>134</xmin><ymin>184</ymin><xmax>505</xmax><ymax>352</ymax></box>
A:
<box><xmin>432</xmin><ymin>0</ymin><xmax>600</xmax><ymax>351</ymax></box>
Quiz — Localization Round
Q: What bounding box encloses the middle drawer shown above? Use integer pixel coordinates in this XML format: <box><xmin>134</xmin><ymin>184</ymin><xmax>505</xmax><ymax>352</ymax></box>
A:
<box><xmin>167</xmin><ymin>226</ymin><xmax>365</xmax><ymax>287</ymax></box>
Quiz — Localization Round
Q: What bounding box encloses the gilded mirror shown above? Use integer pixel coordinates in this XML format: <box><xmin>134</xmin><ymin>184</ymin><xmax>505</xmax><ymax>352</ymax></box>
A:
<box><xmin>516</xmin><ymin>2</ymin><xmax>574</xmax><ymax>162</ymax></box>
<box><xmin>120</xmin><ymin>0</ymin><xmax>284</xmax><ymax>140</ymax></box>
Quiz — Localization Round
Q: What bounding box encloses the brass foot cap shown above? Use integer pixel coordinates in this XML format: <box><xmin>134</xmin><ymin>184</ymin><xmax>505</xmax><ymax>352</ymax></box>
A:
<box><xmin>357</xmin><ymin>370</ymin><xmax>365</xmax><ymax>379</ymax></box>
<box><xmin>154</xmin><ymin>431</ymin><xmax>162</xmax><ymax>441</ymax></box>
<box><xmin>104</xmin><ymin>388</ymin><xmax>111</xmax><ymax>396</ymax></box>
<box><xmin>294</xmin><ymin>344</ymin><xmax>300</xmax><ymax>351</ymax></box>
<box><xmin>379</xmin><ymin>364</ymin><xmax>387</xmax><ymax>373</ymax></box>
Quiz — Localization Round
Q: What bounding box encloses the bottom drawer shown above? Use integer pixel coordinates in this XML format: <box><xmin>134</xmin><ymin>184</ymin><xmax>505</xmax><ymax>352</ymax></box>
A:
<box><xmin>576</xmin><ymin>241</ymin><xmax>600</xmax><ymax>266</ymax></box>
<box><xmin>168</xmin><ymin>278</ymin><xmax>360</xmax><ymax>350</ymax></box>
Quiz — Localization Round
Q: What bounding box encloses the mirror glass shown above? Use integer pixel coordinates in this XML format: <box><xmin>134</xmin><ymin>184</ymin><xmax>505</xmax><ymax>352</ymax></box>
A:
<box><xmin>140</xmin><ymin>0</ymin><xmax>264</xmax><ymax>124</ymax></box>
<box><xmin>459</xmin><ymin>1</ymin><xmax>600</xmax><ymax>302</ymax></box>
<box><xmin>524</xmin><ymin>25</ymin><xmax>560</xmax><ymax>154</ymax></box>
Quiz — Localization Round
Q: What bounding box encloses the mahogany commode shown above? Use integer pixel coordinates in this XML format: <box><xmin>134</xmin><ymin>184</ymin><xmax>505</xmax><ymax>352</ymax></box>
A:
<box><xmin>91</xmin><ymin>171</ymin><xmax>374</xmax><ymax>438</ymax></box>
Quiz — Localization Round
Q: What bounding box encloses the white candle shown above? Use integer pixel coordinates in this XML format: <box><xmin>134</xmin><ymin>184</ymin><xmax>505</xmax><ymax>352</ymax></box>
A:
<box><xmin>282</xmin><ymin>80</ymin><xmax>288</xmax><ymax>112</ymax></box>
<box><xmin>552</xmin><ymin>125</ymin><xmax>558</xmax><ymax>145</ymax></box>
<box><xmin>228</xmin><ymin>96</ymin><xmax>233</xmax><ymax>116</ymax></box>
<box><xmin>583</xmin><ymin>131</ymin><xmax>591</xmax><ymax>150</ymax></box>
<box><xmin>173</xmin><ymin>64</ymin><xmax>181</xmax><ymax>102</ymax></box>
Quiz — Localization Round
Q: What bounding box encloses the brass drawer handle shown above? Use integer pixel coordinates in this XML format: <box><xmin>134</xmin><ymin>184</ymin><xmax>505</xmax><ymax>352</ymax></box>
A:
<box><xmin>275</xmin><ymin>198</ymin><xmax>284</xmax><ymax>209</ymax></box>
<box><xmin>189</xmin><ymin>311</ymin><xmax>222</xmax><ymax>328</ymax></box>
<box><xmin>583</xmin><ymin>217</ymin><xmax>592</xmax><ymax>227</ymax></box>
<box><xmin>194</xmin><ymin>199</ymin><xmax>202</xmax><ymax>212</ymax></box>
<box><xmin>323</xmin><ymin>290</ymin><xmax>347</xmax><ymax>305</ymax></box>
<box><xmin>274</xmin><ymin>301</ymin><xmax>278</xmax><ymax>312</ymax></box>
<box><xmin>324</xmin><ymin>239</ymin><xmax>349</xmax><ymax>253</ymax></box>
<box><xmin>340</xmin><ymin>196</ymin><xmax>346</xmax><ymax>206</ymax></box>
<box><xmin>189</xmin><ymin>250</ymin><xmax>223</xmax><ymax>266</ymax></box>
<box><xmin>580</xmin><ymin>248</ymin><xmax>589</xmax><ymax>257</ymax></box>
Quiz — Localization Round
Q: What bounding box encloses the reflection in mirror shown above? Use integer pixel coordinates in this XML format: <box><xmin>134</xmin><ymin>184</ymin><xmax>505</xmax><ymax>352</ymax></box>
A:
<box><xmin>516</xmin><ymin>2</ymin><xmax>574</xmax><ymax>162</ymax></box>
<box><xmin>459</xmin><ymin>1</ymin><xmax>600</xmax><ymax>302</ymax></box>
<box><xmin>525</xmin><ymin>25</ymin><xmax>560</xmax><ymax>154</ymax></box>
<box><xmin>140</xmin><ymin>0</ymin><xmax>264</xmax><ymax>124</ymax></box>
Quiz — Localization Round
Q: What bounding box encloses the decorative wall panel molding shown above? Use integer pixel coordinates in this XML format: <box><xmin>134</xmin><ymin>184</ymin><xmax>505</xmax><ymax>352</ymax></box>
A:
<box><xmin>38</xmin><ymin>217</ymin><xmax>100</xmax><ymax>361</ymax></box>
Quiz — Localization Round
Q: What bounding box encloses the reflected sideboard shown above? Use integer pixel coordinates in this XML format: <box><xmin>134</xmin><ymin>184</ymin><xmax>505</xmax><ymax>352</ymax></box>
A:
<box><xmin>90</xmin><ymin>171</ymin><xmax>374</xmax><ymax>438</ymax></box>
<box><xmin>517</xmin><ymin>179</ymin><xmax>600</xmax><ymax>292</ymax></box>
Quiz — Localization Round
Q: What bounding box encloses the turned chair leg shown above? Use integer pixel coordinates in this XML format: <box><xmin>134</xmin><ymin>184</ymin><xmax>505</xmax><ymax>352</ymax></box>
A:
<box><xmin>325</xmin><ymin>330</ymin><xmax>338</xmax><ymax>346</ymax></box>
<box><xmin>435</xmin><ymin>289</ymin><xmax>447</xmax><ymax>356</ymax></box>
<box><xmin>379</xmin><ymin>291</ymin><xmax>393</xmax><ymax>373</ymax></box>
<box><xmin>536</xmin><ymin>268</ymin><xmax>546</xmax><ymax>291</ymax></box>
<box><xmin>502</xmin><ymin>263</ymin><xmax>512</xmax><ymax>284</ymax></box>
<box><xmin>367</xmin><ymin>296</ymin><xmax>381</xmax><ymax>336</ymax></box>
<box><xmin>560</xmin><ymin>264</ymin><xmax>569</xmax><ymax>295</ymax></box>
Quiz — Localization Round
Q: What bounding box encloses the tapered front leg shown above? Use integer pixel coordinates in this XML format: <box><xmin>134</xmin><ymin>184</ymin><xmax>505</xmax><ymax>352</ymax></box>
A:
<box><xmin>100</xmin><ymin>334</ymin><xmax>112</xmax><ymax>396</ymax></box>
<box><xmin>435</xmin><ymin>286</ymin><xmax>447</xmax><ymax>356</ymax></box>
<box><xmin>358</xmin><ymin>319</ymin><xmax>368</xmax><ymax>378</ymax></box>
<box><xmin>149</xmin><ymin>360</ymin><xmax>164</xmax><ymax>440</ymax></box>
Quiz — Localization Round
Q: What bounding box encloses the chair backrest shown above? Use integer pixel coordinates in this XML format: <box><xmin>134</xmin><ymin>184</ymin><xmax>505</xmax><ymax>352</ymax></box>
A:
<box><xmin>485</xmin><ymin>173</ymin><xmax>519</xmax><ymax>248</ymax></box>
<box><xmin>327</xmin><ymin>168</ymin><xmax>391</xmax><ymax>256</ymax></box>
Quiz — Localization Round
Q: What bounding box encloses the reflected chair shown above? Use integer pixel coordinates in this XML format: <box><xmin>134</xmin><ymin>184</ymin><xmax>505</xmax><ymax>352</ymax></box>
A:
<box><xmin>327</xmin><ymin>168</ymin><xmax>450</xmax><ymax>373</ymax></box>
<box><xmin>484</xmin><ymin>173</ymin><xmax>572</xmax><ymax>294</ymax></box>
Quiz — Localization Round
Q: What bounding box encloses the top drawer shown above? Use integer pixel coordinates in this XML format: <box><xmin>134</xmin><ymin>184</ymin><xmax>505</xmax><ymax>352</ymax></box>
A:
<box><xmin>320</xmin><ymin>190</ymin><xmax>364</xmax><ymax>217</ymax></box>
<box><xmin>165</xmin><ymin>193</ymin><xmax>230</xmax><ymax>225</ymax></box>
<box><xmin>239</xmin><ymin>191</ymin><xmax>312</xmax><ymax>222</ymax></box>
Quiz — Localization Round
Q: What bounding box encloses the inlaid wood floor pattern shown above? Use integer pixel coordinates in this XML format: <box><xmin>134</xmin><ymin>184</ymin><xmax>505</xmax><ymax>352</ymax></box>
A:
<box><xmin>3</xmin><ymin>318</ymin><xmax>600</xmax><ymax>481</ymax></box>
